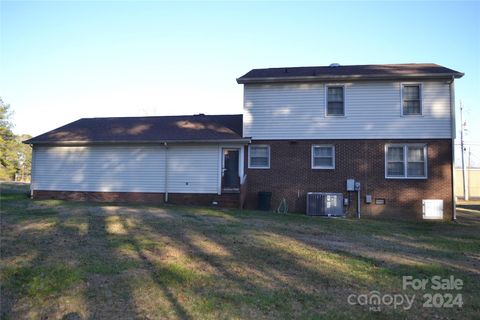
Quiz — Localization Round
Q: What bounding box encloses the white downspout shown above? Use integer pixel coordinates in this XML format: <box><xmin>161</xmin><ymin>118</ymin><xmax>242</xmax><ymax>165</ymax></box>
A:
<box><xmin>164</xmin><ymin>142</ymin><xmax>169</xmax><ymax>203</ymax></box>
<box><xmin>450</xmin><ymin>77</ymin><xmax>457</xmax><ymax>221</ymax></box>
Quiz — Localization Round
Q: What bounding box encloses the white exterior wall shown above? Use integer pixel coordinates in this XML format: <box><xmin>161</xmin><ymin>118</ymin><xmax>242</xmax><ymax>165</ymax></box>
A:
<box><xmin>166</xmin><ymin>145</ymin><xmax>219</xmax><ymax>194</ymax></box>
<box><xmin>32</xmin><ymin>144</ymin><xmax>245</xmax><ymax>194</ymax></box>
<box><xmin>32</xmin><ymin>145</ymin><xmax>167</xmax><ymax>192</ymax></box>
<box><xmin>243</xmin><ymin>80</ymin><xmax>452</xmax><ymax>139</ymax></box>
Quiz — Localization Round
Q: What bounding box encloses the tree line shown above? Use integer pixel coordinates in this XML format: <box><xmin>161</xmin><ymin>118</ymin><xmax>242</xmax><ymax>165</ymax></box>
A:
<box><xmin>0</xmin><ymin>98</ymin><xmax>32</xmax><ymax>181</ymax></box>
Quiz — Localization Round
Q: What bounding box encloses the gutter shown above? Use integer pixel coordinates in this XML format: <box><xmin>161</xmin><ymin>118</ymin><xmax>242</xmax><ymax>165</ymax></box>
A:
<box><xmin>237</xmin><ymin>73</ymin><xmax>465</xmax><ymax>84</ymax></box>
<box><xmin>24</xmin><ymin>138</ymin><xmax>252</xmax><ymax>146</ymax></box>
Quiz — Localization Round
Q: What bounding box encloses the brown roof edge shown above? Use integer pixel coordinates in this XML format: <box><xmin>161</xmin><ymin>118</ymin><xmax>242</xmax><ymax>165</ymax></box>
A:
<box><xmin>23</xmin><ymin>138</ymin><xmax>252</xmax><ymax>145</ymax></box>
<box><xmin>237</xmin><ymin>73</ymin><xmax>464</xmax><ymax>84</ymax></box>
<box><xmin>236</xmin><ymin>63</ymin><xmax>464</xmax><ymax>84</ymax></box>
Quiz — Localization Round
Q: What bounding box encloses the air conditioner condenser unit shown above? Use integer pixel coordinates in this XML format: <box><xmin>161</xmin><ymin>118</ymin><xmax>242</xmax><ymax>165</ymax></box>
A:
<box><xmin>307</xmin><ymin>192</ymin><xmax>345</xmax><ymax>216</ymax></box>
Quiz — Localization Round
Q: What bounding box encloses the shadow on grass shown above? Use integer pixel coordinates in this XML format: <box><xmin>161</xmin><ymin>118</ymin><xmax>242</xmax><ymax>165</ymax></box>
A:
<box><xmin>1</xmin><ymin>195</ymin><xmax>141</xmax><ymax>319</ymax></box>
<box><xmin>2</xmin><ymin>183</ymin><xmax>480</xmax><ymax>319</ymax></box>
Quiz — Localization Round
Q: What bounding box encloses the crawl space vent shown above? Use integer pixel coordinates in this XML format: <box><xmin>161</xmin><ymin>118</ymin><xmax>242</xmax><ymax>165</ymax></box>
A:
<box><xmin>422</xmin><ymin>199</ymin><xmax>443</xmax><ymax>220</ymax></box>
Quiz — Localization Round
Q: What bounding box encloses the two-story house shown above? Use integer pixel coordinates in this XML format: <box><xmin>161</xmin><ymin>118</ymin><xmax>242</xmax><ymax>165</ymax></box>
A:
<box><xmin>25</xmin><ymin>63</ymin><xmax>463</xmax><ymax>220</ymax></box>
<box><xmin>237</xmin><ymin>63</ymin><xmax>463</xmax><ymax>220</ymax></box>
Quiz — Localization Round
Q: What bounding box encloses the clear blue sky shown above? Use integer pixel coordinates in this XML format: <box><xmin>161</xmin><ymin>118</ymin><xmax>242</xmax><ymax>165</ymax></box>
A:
<box><xmin>1</xmin><ymin>1</ymin><xmax>479</xmax><ymax>150</ymax></box>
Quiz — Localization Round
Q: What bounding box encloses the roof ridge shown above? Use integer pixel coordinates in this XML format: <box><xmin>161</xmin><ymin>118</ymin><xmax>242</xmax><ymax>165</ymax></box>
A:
<box><xmin>79</xmin><ymin>114</ymin><xmax>243</xmax><ymax>120</ymax></box>
<box><xmin>249</xmin><ymin>63</ymin><xmax>441</xmax><ymax>71</ymax></box>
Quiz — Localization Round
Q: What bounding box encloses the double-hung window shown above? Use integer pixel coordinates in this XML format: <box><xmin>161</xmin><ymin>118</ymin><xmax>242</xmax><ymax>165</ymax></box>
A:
<box><xmin>312</xmin><ymin>145</ymin><xmax>335</xmax><ymax>169</ymax></box>
<box><xmin>326</xmin><ymin>86</ymin><xmax>345</xmax><ymax>116</ymax></box>
<box><xmin>248</xmin><ymin>145</ymin><xmax>270</xmax><ymax>169</ymax></box>
<box><xmin>402</xmin><ymin>84</ymin><xmax>422</xmax><ymax>115</ymax></box>
<box><xmin>385</xmin><ymin>144</ymin><xmax>427</xmax><ymax>178</ymax></box>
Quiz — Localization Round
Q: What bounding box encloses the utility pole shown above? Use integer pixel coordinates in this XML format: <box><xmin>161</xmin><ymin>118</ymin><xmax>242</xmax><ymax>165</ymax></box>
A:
<box><xmin>460</xmin><ymin>102</ymin><xmax>468</xmax><ymax>201</ymax></box>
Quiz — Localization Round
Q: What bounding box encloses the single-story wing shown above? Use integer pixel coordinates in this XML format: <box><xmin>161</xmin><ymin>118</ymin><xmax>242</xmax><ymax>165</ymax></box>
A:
<box><xmin>25</xmin><ymin>114</ymin><xmax>250</xmax><ymax>207</ymax></box>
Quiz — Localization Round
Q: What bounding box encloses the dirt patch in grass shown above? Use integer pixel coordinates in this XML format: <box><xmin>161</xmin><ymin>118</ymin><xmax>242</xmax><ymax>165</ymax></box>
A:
<box><xmin>1</xmin><ymin>182</ymin><xmax>479</xmax><ymax>319</ymax></box>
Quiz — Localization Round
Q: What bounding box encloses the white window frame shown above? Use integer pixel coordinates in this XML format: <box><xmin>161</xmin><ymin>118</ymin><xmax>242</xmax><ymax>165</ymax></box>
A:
<box><xmin>401</xmin><ymin>83</ymin><xmax>423</xmax><ymax>116</ymax></box>
<box><xmin>325</xmin><ymin>84</ymin><xmax>346</xmax><ymax>117</ymax></box>
<box><xmin>385</xmin><ymin>144</ymin><xmax>428</xmax><ymax>179</ymax></box>
<box><xmin>311</xmin><ymin>144</ymin><xmax>335</xmax><ymax>169</ymax></box>
<box><xmin>248</xmin><ymin>145</ymin><xmax>270</xmax><ymax>169</ymax></box>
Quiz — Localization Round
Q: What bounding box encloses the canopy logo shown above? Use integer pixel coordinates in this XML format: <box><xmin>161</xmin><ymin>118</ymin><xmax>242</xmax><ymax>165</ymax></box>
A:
<box><xmin>347</xmin><ymin>291</ymin><xmax>415</xmax><ymax>312</ymax></box>
<box><xmin>347</xmin><ymin>275</ymin><xmax>464</xmax><ymax>312</ymax></box>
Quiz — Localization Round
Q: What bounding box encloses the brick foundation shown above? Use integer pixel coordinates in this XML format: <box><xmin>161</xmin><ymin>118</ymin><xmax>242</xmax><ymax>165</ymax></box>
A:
<box><xmin>244</xmin><ymin>139</ymin><xmax>453</xmax><ymax>220</ymax></box>
<box><xmin>32</xmin><ymin>190</ymin><xmax>240</xmax><ymax>208</ymax></box>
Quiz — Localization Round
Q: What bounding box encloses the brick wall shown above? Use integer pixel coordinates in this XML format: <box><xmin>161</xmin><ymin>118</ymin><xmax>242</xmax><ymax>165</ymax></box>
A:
<box><xmin>244</xmin><ymin>139</ymin><xmax>453</xmax><ymax>220</ymax></box>
<box><xmin>32</xmin><ymin>191</ymin><xmax>240</xmax><ymax>208</ymax></box>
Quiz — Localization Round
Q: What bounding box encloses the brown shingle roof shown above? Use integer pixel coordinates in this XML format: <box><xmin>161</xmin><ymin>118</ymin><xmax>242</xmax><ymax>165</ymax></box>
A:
<box><xmin>237</xmin><ymin>63</ymin><xmax>464</xmax><ymax>83</ymax></box>
<box><xmin>25</xmin><ymin>114</ymin><xmax>245</xmax><ymax>144</ymax></box>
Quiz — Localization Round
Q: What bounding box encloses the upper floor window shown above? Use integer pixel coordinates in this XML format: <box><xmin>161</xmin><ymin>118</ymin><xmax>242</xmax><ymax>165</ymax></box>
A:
<box><xmin>248</xmin><ymin>145</ymin><xmax>270</xmax><ymax>169</ymax></box>
<box><xmin>326</xmin><ymin>86</ymin><xmax>345</xmax><ymax>116</ymax></box>
<box><xmin>312</xmin><ymin>145</ymin><xmax>335</xmax><ymax>169</ymax></box>
<box><xmin>385</xmin><ymin>144</ymin><xmax>427</xmax><ymax>179</ymax></box>
<box><xmin>402</xmin><ymin>84</ymin><xmax>422</xmax><ymax>115</ymax></box>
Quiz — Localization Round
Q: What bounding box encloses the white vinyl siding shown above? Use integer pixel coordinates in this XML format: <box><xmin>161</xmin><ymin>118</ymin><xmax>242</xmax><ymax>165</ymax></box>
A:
<box><xmin>248</xmin><ymin>145</ymin><xmax>270</xmax><ymax>169</ymax></box>
<box><xmin>31</xmin><ymin>144</ymin><xmax>238</xmax><ymax>194</ymax></box>
<box><xmin>32</xmin><ymin>145</ymin><xmax>166</xmax><ymax>192</ymax></box>
<box><xmin>312</xmin><ymin>145</ymin><xmax>335</xmax><ymax>169</ymax></box>
<box><xmin>243</xmin><ymin>81</ymin><xmax>451</xmax><ymax>139</ymax></box>
<box><xmin>385</xmin><ymin>144</ymin><xmax>427</xmax><ymax>179</ymax></box>
<box><xmin>167</xmin><ymin>145</ymin><xmax>219</xmax><ymax>193</ymax></box>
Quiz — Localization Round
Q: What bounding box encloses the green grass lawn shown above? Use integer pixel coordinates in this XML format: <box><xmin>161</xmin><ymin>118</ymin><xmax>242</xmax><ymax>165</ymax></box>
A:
<box><xmin>1</xmin><ymin>182</ymin><xmax>479</xmax><ymax>319</ymax></box>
